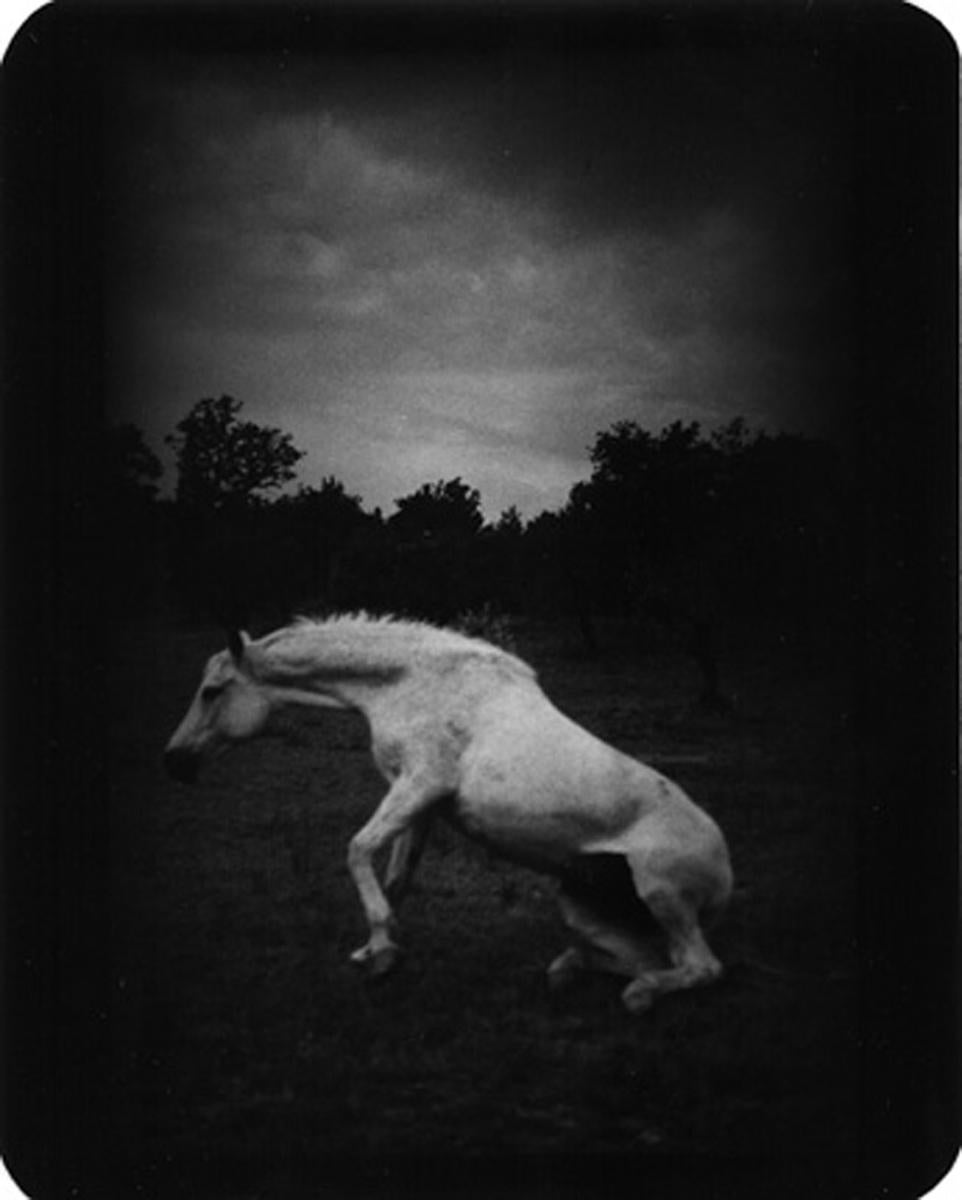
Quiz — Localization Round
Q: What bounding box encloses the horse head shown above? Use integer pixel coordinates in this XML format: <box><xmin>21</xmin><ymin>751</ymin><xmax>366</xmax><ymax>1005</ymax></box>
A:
<box><xmin>163</xmin><ymin>630</ymin><xmax>272</xmax><ymax>782</ymax></box>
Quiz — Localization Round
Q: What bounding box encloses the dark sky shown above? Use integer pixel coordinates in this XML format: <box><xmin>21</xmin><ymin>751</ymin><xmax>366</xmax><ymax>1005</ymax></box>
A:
<box><xmin>107</xmin><ymin>12</ymin><xmax>859</xmax><ymax>518</ymax></box>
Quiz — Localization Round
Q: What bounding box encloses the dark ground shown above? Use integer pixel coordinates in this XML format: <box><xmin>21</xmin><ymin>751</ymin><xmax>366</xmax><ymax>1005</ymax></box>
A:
<box><xmin>83</xmin><ymin>618</ymin><xmax>865</xmax><ymax>1196</ymax></box>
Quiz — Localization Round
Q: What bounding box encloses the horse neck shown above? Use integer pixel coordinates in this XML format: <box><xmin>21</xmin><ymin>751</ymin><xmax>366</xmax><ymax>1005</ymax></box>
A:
<box><xmin>252</xmin><ymin>626</ymin><xmax>408</xmax><ymax>713</ymax></box>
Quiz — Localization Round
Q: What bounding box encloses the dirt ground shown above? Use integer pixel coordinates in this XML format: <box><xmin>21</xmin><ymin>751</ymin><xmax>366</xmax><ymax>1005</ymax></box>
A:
<box><xmin>101</xmin><ymin>618</ymin><xmax>861</xmax><ymax>1194</ymax></box>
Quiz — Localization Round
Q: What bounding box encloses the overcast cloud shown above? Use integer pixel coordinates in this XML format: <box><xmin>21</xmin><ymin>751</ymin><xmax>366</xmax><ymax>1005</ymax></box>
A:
<box><xmin>108</xmin><ymin>25</ymin><xmax>855</xmax><ymax>518</ymax></box>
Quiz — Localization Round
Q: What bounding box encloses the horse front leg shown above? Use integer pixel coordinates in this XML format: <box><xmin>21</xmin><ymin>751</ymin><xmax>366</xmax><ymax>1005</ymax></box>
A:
<box><xmin>346</xmin><ymin>779</ymin><xmax>437</xmax><ymax>977</ymax></box>
<box><xmin>384</xmin><ymin>813</ymin><xmax>432</xmax><ymax>904</ymax></box>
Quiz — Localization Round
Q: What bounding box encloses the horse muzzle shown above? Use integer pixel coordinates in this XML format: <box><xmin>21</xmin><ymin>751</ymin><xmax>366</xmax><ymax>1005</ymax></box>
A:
<box><xmin>163</xmin><ymin>746</ymin><xmax>202</xmax><ymax>784</ymax></box>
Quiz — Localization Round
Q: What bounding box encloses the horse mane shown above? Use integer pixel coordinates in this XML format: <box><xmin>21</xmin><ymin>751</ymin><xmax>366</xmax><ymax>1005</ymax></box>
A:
<box><xmin>251</xmin><ymin>612</ymin><xmax>535</xmax><ymax>683</ymax></box>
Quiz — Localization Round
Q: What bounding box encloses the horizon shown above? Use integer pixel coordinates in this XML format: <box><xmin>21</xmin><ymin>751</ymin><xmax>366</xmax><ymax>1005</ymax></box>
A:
<box><xmin>139</xmin><ymin>400</ymin><xmax>829</xmax><ymax>525</ymax></box>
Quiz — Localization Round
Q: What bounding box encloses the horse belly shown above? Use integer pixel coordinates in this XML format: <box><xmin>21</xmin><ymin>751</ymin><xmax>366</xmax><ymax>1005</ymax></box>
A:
<box><xmin>453</xmin><ymin>698</ymin><xmax>639</xmax><ymax>868</ymax></box>
<box><xmin>446</xmin><ymin>789</ymin><xmax>587</xmax><ymax>871</ymax></box>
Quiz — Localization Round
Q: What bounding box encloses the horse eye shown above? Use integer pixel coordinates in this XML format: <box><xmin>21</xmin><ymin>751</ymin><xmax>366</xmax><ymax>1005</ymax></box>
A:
<box><xmin>200</xmin><ymin>684</ymin><xmax>226</xmax><ymax>702</ymax></box>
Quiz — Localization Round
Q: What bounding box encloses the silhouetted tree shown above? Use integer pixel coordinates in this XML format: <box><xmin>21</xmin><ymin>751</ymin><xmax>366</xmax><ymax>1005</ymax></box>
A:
<box><xmin>481</xmin><ymin>505</ymin><xmax>526</xmax><ymax>611</ymax></box>
<box><xmin>387</xmin><ymin>478</ymin><xmax>485</xmax><ymax>619</ymax></box>
<box><xmin>104</xmin><ymin>423</ymin><xmax>162</xmax><ymax>504</ymax></box>
<box><xmin>273</xmin><ymin>477</ymin><xmax>377</xmax><ymax>609</ymax></box>
<box><xmin>582</xmin><ymin>418</ymin><xmax>717</xmax><ymax>578</ymax></box>
<box><xmin>164</xmin><ymin>396</ymin><xmax>305</xmax><ymax>623</ymax></box>
<box><xmin>166</xmin><ymin>395</ymin><xmax>303</xmax><ymax>510</ymax></box>
<box><xmin>522</xmin><ymin>507</ymin><xmax>590</xmax><ymax>635</ymax></box>
<box><xmin>389</xmin><ymin>477</ymin><xmax>484</xmax><ymax>543</ymax></box>
<box><xmin>494</xmin><ymin>505</ymin><xmax>524</xmax><ymax>539</ymax></box>
<box><xmin>550</xmin><ymin>415</ymin><xmax>848</xmax><ymax>685</ymax></box>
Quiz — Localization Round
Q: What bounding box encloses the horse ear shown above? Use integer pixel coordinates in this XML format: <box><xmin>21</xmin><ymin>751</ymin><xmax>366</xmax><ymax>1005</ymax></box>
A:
<box><xmin>226</xmin><ymin>629</ymin><xmax>247</xmax><ymax>665</ymax></box>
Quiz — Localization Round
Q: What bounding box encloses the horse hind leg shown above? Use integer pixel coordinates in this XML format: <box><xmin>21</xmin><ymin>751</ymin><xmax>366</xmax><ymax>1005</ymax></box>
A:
<box><xmin>548</xmin><ymin>894</ymin><xmax>665</xmax><ymax>990</ymax></box>
<box><xmin>620</xmin><ymin>862</ymin><xmax>725</xmax><ymax>1014</ymax></box>
<box><xmin>548</xmin><ymin>855</ymin><xmax>666</xmax><ymax>991</ymax></box>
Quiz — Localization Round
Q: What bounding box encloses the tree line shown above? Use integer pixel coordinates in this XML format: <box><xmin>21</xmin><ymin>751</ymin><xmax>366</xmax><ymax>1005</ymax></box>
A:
<box><xmin>106</xmin><ymin>394</ymin><xmax>853</xmax><ymax>685</ymax></box>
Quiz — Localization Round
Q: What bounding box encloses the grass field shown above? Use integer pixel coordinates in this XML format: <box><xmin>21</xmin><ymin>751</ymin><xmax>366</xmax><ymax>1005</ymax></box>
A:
<box><xmin>103</xmin><ymin>618</ymin><xmax>860</xmax><ymax>1194</ymax></box>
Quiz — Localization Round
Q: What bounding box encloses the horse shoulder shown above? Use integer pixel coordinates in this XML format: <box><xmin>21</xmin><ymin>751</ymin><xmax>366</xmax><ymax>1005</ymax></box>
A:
<box><xmin>366</xmin><ymin>656</ymin><xmax>520</xmax><ymax>786</ymax></box>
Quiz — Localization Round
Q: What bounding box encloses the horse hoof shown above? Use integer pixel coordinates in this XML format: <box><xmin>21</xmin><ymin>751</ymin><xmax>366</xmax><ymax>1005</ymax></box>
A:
<box><xmin>350</xmin><ymin>941</ymin><xmax>401</xmax><ymax>977</ymax></box>
<box><xmin>622</xmin><ymin>980</ymin><xmax>656</xmax><ymax>1014</ymax></box>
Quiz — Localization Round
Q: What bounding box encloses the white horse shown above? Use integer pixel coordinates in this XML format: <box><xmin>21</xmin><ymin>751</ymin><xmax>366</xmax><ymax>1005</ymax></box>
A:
<box><xmin>163</xmin><ymin>614</ymin><xmax>732</xmax><ymax>1013</ymax></box>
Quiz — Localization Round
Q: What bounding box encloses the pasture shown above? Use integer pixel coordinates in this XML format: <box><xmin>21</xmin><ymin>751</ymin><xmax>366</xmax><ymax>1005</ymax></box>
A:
<box><xmin>104</xmin><ymin>618</ymin><xmax>860</xmax><ymax>1194</ymax></box>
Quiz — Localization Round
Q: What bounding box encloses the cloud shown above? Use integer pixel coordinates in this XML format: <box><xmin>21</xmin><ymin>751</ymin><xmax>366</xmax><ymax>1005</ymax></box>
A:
<box><xmin>109</xmin><ymin>45</ymin><xmax>853</xmax><ymax>518</ymax></box>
